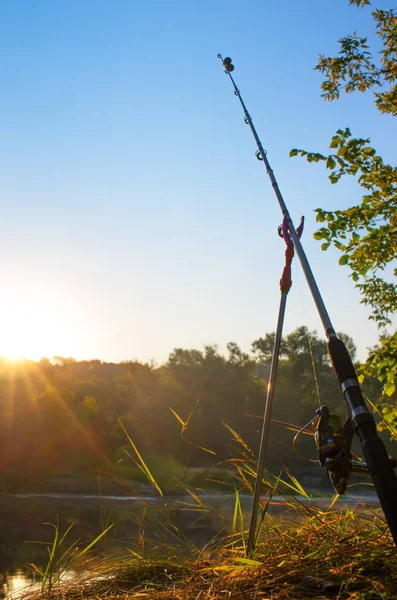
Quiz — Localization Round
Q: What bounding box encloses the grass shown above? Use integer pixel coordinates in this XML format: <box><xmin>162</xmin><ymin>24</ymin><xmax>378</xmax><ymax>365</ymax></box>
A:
<box><xmin>109</xmin><ymin>454</ymin><xmax>238</xmax><ymax>494</ymax></box>
<box><xmin>28</xmin><ymin>517</ymin><xmax>114</xmax><ymax>593</ymax></box>
<box><xmin>25</xmin><ymin>499</ymin><xmax>397</xmax><ymax>600</ymax></box>
<box><xmin>24</xmin><ymin>426</ymin><xmax>397</xmax><ymax>600</ymax></box>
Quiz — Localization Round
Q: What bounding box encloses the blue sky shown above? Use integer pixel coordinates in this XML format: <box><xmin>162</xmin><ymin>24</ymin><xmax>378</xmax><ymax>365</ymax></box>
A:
<box><xmin>0</xmin><ymin>0</ymin><xmax>395</xmax><ymax>363</ymax></box>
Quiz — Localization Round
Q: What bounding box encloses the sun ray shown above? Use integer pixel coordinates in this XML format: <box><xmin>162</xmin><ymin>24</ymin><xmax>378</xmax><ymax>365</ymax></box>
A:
<box><xmin>4</xmin><ymin>361</ymin><xmax>17</xmax><ymax>433</ymax></box>
<box><xmin>32</xmin><ymin>363</ymin><xmax>105</xmax><ymax>460</ymax></box>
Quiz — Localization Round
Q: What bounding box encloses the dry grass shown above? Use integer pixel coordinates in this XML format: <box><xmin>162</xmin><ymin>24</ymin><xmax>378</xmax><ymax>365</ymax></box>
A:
<box><xmin>23</xmin><ymin>428</ymin><xmax>397</xmax><ymax>599</ymax></box>
<box><xmin>27</xmin><ymin>499</ymin><xmax>397</xmax><ymax>600</ymax></box>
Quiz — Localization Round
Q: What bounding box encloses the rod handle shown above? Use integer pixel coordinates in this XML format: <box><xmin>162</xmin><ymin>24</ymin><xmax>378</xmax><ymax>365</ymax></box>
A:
<box><xmin>359</xmin><ymin>421</ymin><xmax>397</xmax><ymax>546</ymax></box>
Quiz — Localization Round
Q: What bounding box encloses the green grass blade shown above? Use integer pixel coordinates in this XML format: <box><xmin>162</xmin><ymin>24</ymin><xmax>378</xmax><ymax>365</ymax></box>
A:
<box><xmin>41</xmin><ymin>521</ymin><xmax>59</xmax><ymax>592</ymax></box>
<box><xmin>222</xmin><ymin>421</ymin><xmax>253</xmax><ymax>455</ymax></box>
<box><xmin>235</xmin><ymin>557</ymin><xmax>262</xmax><ymax>566</ymax></box>
<box><xmin>119</xmin><ymin>418</ymin><xmax>163</xmax><ymax>496</ymax></box>
<box><xmin>58</xmin><ymin>523</ymin><xmax>75</xmax><ymax>547</ymax></box>
<box><xmin>77</xmin><ymin>523</ymin><xmax>114</xmax><ymax>557</ymax></box>
<box><xmin>237</xmin><ymin>493</ymin><xmax>247</xmax><ymax>554</ymax></box>
<box><xmin>275</xmin><ymin>467</ymin><xmax>310</xmax><ymax>499</ymax></box>
<box><xmin>232</xmin><ymin>488</ymin><xmax>239</xmax><ymax>538</ymax></box>
<box><xmin>170</xmin><ymin>404</ymin><xmax>216</xmax><ymax>455</ymax></box>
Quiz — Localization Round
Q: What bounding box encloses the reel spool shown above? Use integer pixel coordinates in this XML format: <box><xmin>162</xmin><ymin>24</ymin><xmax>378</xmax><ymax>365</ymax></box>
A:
<box><xmin>313</xmin><ymin>405</ymin><xmax>351</xmax><ymax>494</ymax></box>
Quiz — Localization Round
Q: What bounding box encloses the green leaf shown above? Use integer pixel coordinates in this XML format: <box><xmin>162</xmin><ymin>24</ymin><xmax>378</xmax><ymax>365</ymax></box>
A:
<box><xmin>330</xmin><ymin>136</ymin><xmax>342</xmax><ymax>148</ymax></box>
<box><xmin>329</xmin><ymin>173</ymin><xmax>339</xmax><ymax>184</ymax></box>
<box><xmin>321</xmin><ymin>242</ymin><xmax>330</xmax><ymax>251</ymax></box>
<box><xmin>384</xmin><ymin>383</ymin><xmax>396</xmax><ymax>397</ymax></box>
<box><xmin>326</xmin><ymin>156</ymin><xmax>336</xmax><ymax>169</ymax></box>
<box><xmin>289</xmin><ymin>149</ymin><xmax>298</xmax><ymax>157</ymax></box>
<box><xmin>339</xmin><ymin>255</ymin><xmax>349</xmax><ymax>265</ymax></box>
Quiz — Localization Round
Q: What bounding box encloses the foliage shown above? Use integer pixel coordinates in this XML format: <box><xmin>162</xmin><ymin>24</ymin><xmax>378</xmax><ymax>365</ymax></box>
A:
<box><xmin>0</xmin><ymin>326</ymin><xmax>383</xmax><ymax>489</ymax></box>
<box><xmin>316</xmin><ymin>5</ymin><xmax>397</xmax><ymax>114</ymax></box>
<box><xmin>252</xmin><ymin>326</ymin><xmax>357</xmax><ymax>416</ymax></box>
<box><xmin>22</xmin><ymin>382</ymin><xmax>397</xmax><ymax>599</ymax></box>
<box><xmin>290</xmin><ymin>1</ymin><xmax>397</xmax><ymax>401</ymax></box>
<box><xmin>360</xmin><ymin>332</ymin><xmax>397</xmax><ymax>433</ymax></box>
<box><xmin>290</xmin><ymin>128</ymin><xmax>397</xmax><ymax>328</ymax></box>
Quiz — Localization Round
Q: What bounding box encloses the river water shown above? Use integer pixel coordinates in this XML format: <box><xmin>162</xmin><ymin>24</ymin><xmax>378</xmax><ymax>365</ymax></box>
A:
<box><xmin>0</xmin><ymin>491</ymin><xmax>380</xmax><ymax>598</ymax></box>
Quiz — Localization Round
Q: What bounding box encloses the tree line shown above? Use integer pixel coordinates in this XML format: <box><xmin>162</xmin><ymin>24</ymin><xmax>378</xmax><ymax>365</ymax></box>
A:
<box><xmin>0</xmin><ymin>325</ymin><xmax>393</xmax><ymax>491</ymax></box>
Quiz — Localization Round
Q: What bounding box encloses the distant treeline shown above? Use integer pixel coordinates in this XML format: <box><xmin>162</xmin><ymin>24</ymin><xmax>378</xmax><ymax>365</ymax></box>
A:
<box><xmin>0</xmin><ymin>326</ymin><xmax>390</xmax><ymax>488</ymax></box>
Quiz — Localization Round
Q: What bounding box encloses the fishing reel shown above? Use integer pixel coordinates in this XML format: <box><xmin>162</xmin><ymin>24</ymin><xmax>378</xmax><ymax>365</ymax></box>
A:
<box><xmin>313</xmin><ymin>406</ymin><xmax>352</xmax><ymax>494</ymax></box>
<box><xmin>312</xmin><ymin>405</ymin><xmax>397</xmax><ymax>494</ymax></box>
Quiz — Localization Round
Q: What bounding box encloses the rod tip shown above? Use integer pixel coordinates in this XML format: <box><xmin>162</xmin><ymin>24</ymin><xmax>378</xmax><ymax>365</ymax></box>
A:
<box><xmin>223</xmin><ymin>57</ymin><xmax>235</xmax><ymax>72</ymax></box>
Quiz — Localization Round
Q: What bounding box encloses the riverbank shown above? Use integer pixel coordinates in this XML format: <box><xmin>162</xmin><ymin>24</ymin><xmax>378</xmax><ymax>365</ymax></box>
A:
<box><xmin>0</xmin><ymin>472</ymin><xmax>382</xmax><ymax>590</ymax></box>
<box><xmin>0</xmin><ymin>459</ymin><xmax>388</xmax><ymax>599</ymax></box>
<box><xmin>23</xmin><ymin>502</ymin><xmax>397</xmax><ymax>600</ymax></box>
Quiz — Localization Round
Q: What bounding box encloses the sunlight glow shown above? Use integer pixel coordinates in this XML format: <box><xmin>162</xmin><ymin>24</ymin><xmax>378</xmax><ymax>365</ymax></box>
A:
<box><xmin>0</xmin><ymin>286</ymin><xmax>79</xmax><ymax>361</ymax></box>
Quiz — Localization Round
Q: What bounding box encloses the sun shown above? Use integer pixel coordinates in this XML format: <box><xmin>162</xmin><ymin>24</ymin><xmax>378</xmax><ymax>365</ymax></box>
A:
<box><xmin>0</xmin><ymin>286</ymin><xmax>79</xmax><ymax>361</ymax></box>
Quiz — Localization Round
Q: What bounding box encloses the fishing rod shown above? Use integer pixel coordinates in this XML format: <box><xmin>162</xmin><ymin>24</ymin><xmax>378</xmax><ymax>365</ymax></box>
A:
<box><xmin>217</xmin><ymin>54</ymin><xmax>397</xmax><ymax>550</ymax></box>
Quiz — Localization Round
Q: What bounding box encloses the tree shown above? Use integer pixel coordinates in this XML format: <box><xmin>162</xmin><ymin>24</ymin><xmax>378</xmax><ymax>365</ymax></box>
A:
<box><xmin>251</xmin><ymin>333</ymin><xmax>288</xmax><ymax>363</ymax></box>
<box><xmin>290</xmin><ymin>0</ymin><xmax>397</xmax><ymax>401</ymax></box>
<box><xmin>252</xmin><ymin>327</ymin><xmax>356</xmax><ymax>414</ymax></box>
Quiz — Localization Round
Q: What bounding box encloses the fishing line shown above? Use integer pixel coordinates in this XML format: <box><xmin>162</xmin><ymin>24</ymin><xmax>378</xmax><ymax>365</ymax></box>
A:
<box><xmin>294</xmin><ymin>260</ymin><xmax>322</xmax><ymax>407</ymax></box>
